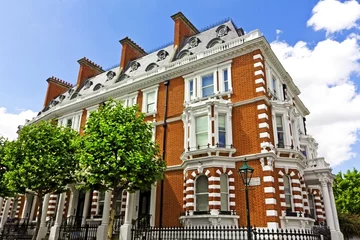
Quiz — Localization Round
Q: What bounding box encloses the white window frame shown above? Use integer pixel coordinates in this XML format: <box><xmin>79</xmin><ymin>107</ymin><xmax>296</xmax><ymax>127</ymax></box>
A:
<box><xmin>184</xmin><ymin>61</ymin><xmax>232</xmax><ymax>103</ymax></box>
<box><xmin>141</xmin><ymin>85</ymin><xmax>159</xmax><ymax>115</ymax></box>
<box><xmin>214</xmin><ymin>105</ymin><xmax>233</xmax><ymax>148</ymax></box>
<box><xmin>58</xmin><ymin>110</ymin><xmax>82</xmax><ymax>132</ymax></box>
<box><xmin>283</xmin><ymin>175</ymin><xmax>294</xmax><ymax>212</ymax></box>
<box><xmin>272</xmin><ymin>110</ymin><xmax>290</xmax><ymax>148</ymax></box>
<box><xmin>86</xmin><ymin>105</ymin><xmax>99</xmax><ymax>120</ymax></box>
<box><xmin>195</xmin><ymin>175</ymin><xmax>209</xmax><ymax>212</ymax></box>
<box><xmin>116</xmin><ymin>92</ymin><xmax>138</xmax><ymax>108</ymax></box>
<box><xmin>188</xmin><ymin>107</ymin><xmax>211</xmax><ymax>150</ymax></box>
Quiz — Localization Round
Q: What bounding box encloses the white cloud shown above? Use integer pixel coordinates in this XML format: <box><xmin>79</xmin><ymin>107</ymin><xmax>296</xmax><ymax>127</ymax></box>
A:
<box><xmin>307</xmin><ymin>0</ymin><xmax>360</xmax><ymax>34</ymax></box>
<box><xmin>271</xmin><ymin>35</ymin><xmax>360</xmax><ymax>166</ymax></box>
<box><xmin>0</xmin><ymin>107</ymin><xmax>37</xmax><ymax>140</ymax></box>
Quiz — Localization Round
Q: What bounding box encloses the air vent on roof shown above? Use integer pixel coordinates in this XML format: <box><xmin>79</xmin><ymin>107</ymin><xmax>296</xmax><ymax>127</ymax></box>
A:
<box><xmin>59</xmin><ymin>95</ymin><xmax>66</xmax><ymax>102</ymax></box>
<box><xmin>216</xmin><ymin>25</ymin><xmax>230</xmax><ymax>37</ymax></box>
<box><xmin>206</xmin><ymin>38</ymin><xmax>224</xmax><ymax>49</ymax></box>
<box><xmin>93</xmin><ymin>83</ymin><xmax>104</xmax><ymax>91</ymax></box>
<box><xmin>188</xmin><ymin>37</ymin><xmax>200</xmax><ymax>49</ymax></box>
<box><xmin>157</xmin><ymin>50</ymin><xmax>168</xmax><ymax>61</ymax></box>
<box><xmin>84</xmin><ymin>79</ymin><xmax>93</xmax><ymax>90</ymax></box>
<box><xmin>177</xmin><ymin>50</ymin><xmax>192</xmax><ymax>59</ymax></box>
<box><xmin>106</xmin><ymin>71</ymin><xmax>116</xmax><ymax>81</ymax></box>
<box><xmin>145</xmin><ymin>63</ymin><xmax>159</xmax><ymax>72</ymax></box>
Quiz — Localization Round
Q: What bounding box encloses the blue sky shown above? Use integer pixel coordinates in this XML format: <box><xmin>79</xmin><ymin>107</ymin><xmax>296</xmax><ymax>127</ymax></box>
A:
<box><xmin>1</xmin><ymin>0</ymin><xmax>360</xmax><ymax>173</ymax></box>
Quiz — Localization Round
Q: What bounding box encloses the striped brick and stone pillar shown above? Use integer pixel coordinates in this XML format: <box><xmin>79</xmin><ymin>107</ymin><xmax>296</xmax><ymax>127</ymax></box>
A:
<box><xmin>312</xmin><ymin>189</ymin><xmax>324</xmax><ymax>222</ymax></box>
<box><xmin>47</xmin><ymin>194</ymin><xmax>58</xmax><ymax>219</ymax></box>
<box><xmin>91</xmin><ymin>191</ymin><xmax>99</xmax><ymax>217</ymax></box>
<box><xmin>261</xmin><ymin>157</ymin><xmax>279</xmax><ymax>228</ymax></box>
<box><xmin>290</xmin><ymin>171</ymin><xmax>304</xmax><ymax>214</ymax></box>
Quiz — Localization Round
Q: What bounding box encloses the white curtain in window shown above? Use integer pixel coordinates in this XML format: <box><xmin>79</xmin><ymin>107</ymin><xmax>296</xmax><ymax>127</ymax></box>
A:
<box><xmin>196</xmin><ymin>116</ymin><xmax>208</xmax><ymax>148</ymax></box>
<box><xmin>220</xmin><ymin>174</ymin><xmax>229</xmax><ymax>211</ymax></box>
<box><xmin>196</xmin><ymin>175</ymin><xmax>209</xmax><ymax>211</ymax></box>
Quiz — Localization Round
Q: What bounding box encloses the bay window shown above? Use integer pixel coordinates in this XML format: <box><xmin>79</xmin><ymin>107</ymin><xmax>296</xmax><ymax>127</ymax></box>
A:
<box><xmin>308</xmin><ymin>193</ymin><xmax>316</xmax><ymax>218</ymax></box>
<box><xmin>218</xmin><ymin>115</ymin><xmax>226</xmax><ymax>147</ymax></box>
<box><xmin>220</xmin><ymin>174</ymin><xmax>229</xmax><ymax>211</ymax></box>
<box><xmin>195</xmin><ymin>175</ymin><xmax>209</xmax><ymax>212</ymax></box>
<box><xmin>184</xmin><ymin>61</ymin><xmax>232</xmax><ymax>102</ymax></box>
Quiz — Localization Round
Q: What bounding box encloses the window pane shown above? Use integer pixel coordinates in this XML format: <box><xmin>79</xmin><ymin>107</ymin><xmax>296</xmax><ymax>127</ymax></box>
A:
<box><xmin>283</xmin><ymin>176</ymin><xmax>291</xmax><ymax>194</ymax></box>
<box><xmin>147</xmin><ymin>103</ymin><xmax>155</xmax><ymax>113</ymax></box>
<box><xmin>221</xmin><ymin>194</ymin><xmax>229</xmax><ymax>211</ymax></box>
<box><xmin>147</xmin><ymin>91</ymin><xmax>155</xmax><ymax>103</ymax></box>
<box><xmin>285</xmin><ymin>195</ymin><xmax>292</xmax><ymax>210</ymax></box>
<box><xmin>66</xmin><ymin>118</ymin><xmax>72</xmax><ymax>128</ymax></box>
<box><xmin>224</xmin><ymin>82</ymin><xmax>229</xmax><ymax>92</ymax></box>
<box><xmin>223</xmin><ymin>69</ymin><xmax>228</xmax><ymax>81</ymax></box>
<box><xmin>276</xmin><ymin>115</ymin><xmax>284</xmax><ymax>147</ymax></box>
<box><xmin>218</xmin><ymin>115</ymin><xmax>226</xmax><ymax>147</ymax></box>
<box><xmin>189</xmin><ymin>80</ymin><xmax>194</xmax><ymax>99</ymax></box>
<box><xmin>196</xmin><ymin>194</ymin><xmax>209</xmax><ymax>211</ymax></box>
<box><xmin>196</xmin><ymin>176</ymin><xmax>208</xmax><ymax>193</ymax></box>
<box><xmin>202</xmin><ymin>74</ymin><xmax>214</xmax><ymax>97</ymax></box>
<box><xmin>220</xmin><ymin>174</ymin><xmax>228</xmax><ymax>192</ymax></box>
<box><xmin>196</xmin><ymin>116</ymin><xmax>208</xmax><ymax>133</ymax></box>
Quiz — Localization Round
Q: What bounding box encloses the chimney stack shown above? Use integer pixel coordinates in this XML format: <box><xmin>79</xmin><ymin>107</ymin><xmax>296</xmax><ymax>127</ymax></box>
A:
<box><xmin>43</xmin><ymin>77</ymin><xmax>73</xmax><ymax>107</ymax></box>
<box><xmin>171</xmin><ymin>12</ymin><xmax>199</xmax><ymax>48</ymax></box>
<box><xmin>119</xmin><ymin>37</ymin><xmax>147</xmax><ymax>70</ymax></box>
<box><xmin>76</xmin><ymin>57</ymin><xmax>104</xmax><ymax>88</ymax></box>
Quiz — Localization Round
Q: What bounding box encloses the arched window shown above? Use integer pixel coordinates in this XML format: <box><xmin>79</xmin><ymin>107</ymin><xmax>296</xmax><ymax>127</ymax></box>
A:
<box><xmin>308</xmin><ymin>193</ymin><xmax>316</xmax><ymax>218</ymax></box>
<box><xmin>195</xmin><ymin>175</ymin><xmax>208</xmax><ymax>211</ymax></box>
<box><xmin>220</xmin><ymin>174</ymin><xmax>229</xmax><ymax>211</ymax></box>
<box><xmin>283</xmin><ymin>175</ymin><xmax>293</xmax><ymax>212</ymax></box>
<box><xmin>93</xmin><ymin>84</ymin><xmax>104</xmax><ymax>91</ymax></box>
<box><xmin>206</xmin><ymin>38</ymin><xmax>224</xmax><ymax>49</ymax></box>
<box><xmin>145</xmin><ymin>63</ymin><xmax>158</xmax><ymax>72</ymax></box>
<box><xmin>177</xmin><ymin>50</ymin><xmax>192</xmax><ymax>59</ymax></box>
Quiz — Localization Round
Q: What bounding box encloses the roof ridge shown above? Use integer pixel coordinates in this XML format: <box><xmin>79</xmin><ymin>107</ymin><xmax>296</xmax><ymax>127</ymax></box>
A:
<box><xmin>47</xmin><ymin>76</ymin><xmax>73</xmax><ymax>88</ymax></box>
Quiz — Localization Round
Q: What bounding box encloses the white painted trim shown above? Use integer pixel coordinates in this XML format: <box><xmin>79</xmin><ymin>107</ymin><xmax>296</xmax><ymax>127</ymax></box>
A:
<box><xmin>265</xmin><ymin>198</ymin><xmax>277</xmax><ymax>205</ymax></box>
<box><xmin>255</xmin><ymin>70</ymin><xmax>264</xmax><ymax>76</ymax></box>
<box><xmin>263</xmin><ymin>176</ymin><xmax>274</xmax><ymax>182</ymax></box>
<box><xmin>258</xmin><ymin>113</ymin><xmax>268</xmax><ymax>119</ymax></box>
<box><xmin>266</xmin><ymin>210</ymin><xmax>278</xmax><ymax>216</ymax></box>
<box><xmin>264</xmin><ymin>187</ymin><xmax>276</xmax><ymax>193</ymax></box>
<box><xmin>253</xmin><ymin>54</ymin><xmax>263</xmax><ymax>60</ymax></box>
<box><xmin>256</xmin><ymin>86</ymin><xmax>266</xmax><ymax>93</ymax></box>
<box><xmin>254</xmin><ymin>62</ymin><xmax>264</xmax><ymax>68</ymax></box>
<box><xmin>255</xmin><ymin>78</ymin><xmax>265</xmax><ymax>85</ymax></box>
<box><xmin>259</xmin><ymin>123</ymin><xmax>269</xmax><ymax>129</ymax></box>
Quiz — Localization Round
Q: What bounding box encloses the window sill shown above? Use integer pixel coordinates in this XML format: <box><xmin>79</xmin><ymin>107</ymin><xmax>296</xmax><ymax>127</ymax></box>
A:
<box><xmin>185</xmin><ymin>91</ymin><xmax>233</xmax><ymax>105</ymax></box>
<box><xmin>143</xmin><ymin>111</ymin><xmax>157</xmax><ymax>117</ymax></box>
<box><xmin>182</xmin><ymin>146</ymin><xmax>236</xmax><ymax>160</ymax></box>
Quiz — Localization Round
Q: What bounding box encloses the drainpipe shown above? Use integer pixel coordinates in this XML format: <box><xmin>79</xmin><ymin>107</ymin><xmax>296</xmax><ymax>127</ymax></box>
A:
<box><xmin>159</xmin><ymin>80</ymin><xmax>169</xmax><ymax>233</ymax></box>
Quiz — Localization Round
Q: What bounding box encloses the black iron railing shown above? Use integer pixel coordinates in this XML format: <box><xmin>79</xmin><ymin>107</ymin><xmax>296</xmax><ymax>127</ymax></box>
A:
<box><xmin>112</xmin><ymin>214</ymin><xmax>125</xmax><ymax>234</ymax></box>
<box><xmin>131</xmin><ymin>226</ymin><xmax>322</xmax><ymax>240</ymax></box>
<box><xmin>58</xmin><ymin>224</ymin><xmax>98</xmax><ymax>240</ymax></box>
<box><xmin>0</xmin><ymin>218</ymin><xmax>36</xmax><ymax>240</ymax></box>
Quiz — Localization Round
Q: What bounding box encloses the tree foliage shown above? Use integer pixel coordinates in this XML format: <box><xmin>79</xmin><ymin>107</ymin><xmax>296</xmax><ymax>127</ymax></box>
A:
<box><xmin>3</xmin><ymin>121</ymin><xmax>80</xmax><ymax>240</ymax></box>
<box><xmin>334</xmin><ymin>169</ymin><xmax>360</xmax><ymax>214</ymax></box>
<box><xmin>76</xmin><ymin>99</ymin><xmax>166</xmax><ymax>240</ymax></box>
<box><xmin>0</xmin><ymin>136</ymin><xmax>15</xmax><ymax>197</ymax></box>
<box><xmin>338</xmin><ymin>213</ymin><xmax>360</xmax><ymax>240</ymax></box>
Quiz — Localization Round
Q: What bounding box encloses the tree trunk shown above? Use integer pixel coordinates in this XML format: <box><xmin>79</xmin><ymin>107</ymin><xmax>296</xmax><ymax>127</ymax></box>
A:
<box><xmin>107</xmin><ymin>188</ymin><xmax>120</xmax><ymax>240</ymax></box>
<box><xmin>32</xmin><ymin>193</ymin><xmax>43</xmax><ymax>240</ymax></box>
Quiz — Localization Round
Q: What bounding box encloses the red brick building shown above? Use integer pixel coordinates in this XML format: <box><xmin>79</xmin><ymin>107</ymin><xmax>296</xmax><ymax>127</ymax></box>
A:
<box><xmin>0</xmin><ymin>12</ymin><xmax>343</xmax><ymax>240</ymax></box>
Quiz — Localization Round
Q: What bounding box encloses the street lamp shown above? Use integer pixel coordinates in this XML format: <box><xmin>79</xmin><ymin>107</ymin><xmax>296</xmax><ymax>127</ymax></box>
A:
<box><xmin>238</xmin><ymin>158</ymin><xmax>254</xmax><ymax>240</ymax></box>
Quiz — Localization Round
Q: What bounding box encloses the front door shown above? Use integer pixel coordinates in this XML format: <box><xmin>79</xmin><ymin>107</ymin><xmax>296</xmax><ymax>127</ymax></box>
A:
<box><xmin>138</xmin><ymin>190</ymin><xmax>151</xmax><ymax>227</ymax></box>
<box><xmin>76</xmin><ymin>191</ymin><xmax>86</xmax><ymax>218</ymax></box>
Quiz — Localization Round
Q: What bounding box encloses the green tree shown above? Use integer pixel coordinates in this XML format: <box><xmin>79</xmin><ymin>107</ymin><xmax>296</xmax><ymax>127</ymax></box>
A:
<box><xmin>0</xmin><ymin>136</ymin><xmax>16</xmax><ymax>197</ymax></box>
<box><xmin>3</xmin><ymin>121</ymin><xmax>80</xmax><ymax>240</ymax></box>
<box><xmin>338</xmin><ymin>213</ymin><xmax>360</xmax><ymax>240</ymax></box>
<box><xmin>334</xmin><ymin>169</ymin><xmax>360</xmax><ymax>214</ymax></box>
<box><xmin>77</xmin><ymin>99</ymin><xmax>166</xmax><ymax>240</ymax></box>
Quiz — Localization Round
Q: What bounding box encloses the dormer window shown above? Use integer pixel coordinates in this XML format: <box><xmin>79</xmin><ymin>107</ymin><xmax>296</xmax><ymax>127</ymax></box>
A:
<box><xmin>177</xmin><ymin>50</ymin><xmax>192</xmax><ymax>59</ymax></box>
<box><xmin>106</xmin><ymin>71</ymin><xmax>116</xmax><ymax>81</ymax></box>
<box><xmin>130</xmin><ymin>61</ymin><xmax>140</xmax><ymax>71</ymax></box>
<box><xmin>59</xmin><ymin>95</ymin><xmax>65</xmax><ymax>102</ymax></box>
<box><xmin>84</xmin><ymin>79</ymin><xmax>93</xmax><ymax>90</ymax></box>
<box><xmin>157</xmin><ymin>50</ymin><xmax>168</xmax><ymax>61</ymax></box>
<box><xmin>188</xmin><ymin>37</ymin><xmax>200</xmax><ymax>48</ymax></box>
<box><xmin>115</xmin><ymin>74</ymin><xmax>129</xmax><ymax>83</ymax></box>
<box><xmin>145</xmin><ymin>63</ymin><xmax>159</xmax><ymax>72</ymax></box>
<box><xmin>216</xmin><ymin>25</ymin><xmax>229</xmax><ymax>37</ymax></box>
<box><xmin>206</xmin><ymin>38</ymin><xmax>224</xmax><ymax>49</ymax></box>
<box><xmin>93</xmin><ymin>83</ymin><xmax>104</xmax><ymax>91</ymax></box>
<box><xmin>68</xmin><ymin>88</ymin><xmax>74</xmax><ymax>96</ymax></box>
<box><xmin>70</xmin><ymin>92</ymin><xmax>81</xmax><ymax>99</ymax></box>
<box><xmin>50</xmin><ymin>100</ymin><xmax>59</xmax><ymax>107</ymax></box>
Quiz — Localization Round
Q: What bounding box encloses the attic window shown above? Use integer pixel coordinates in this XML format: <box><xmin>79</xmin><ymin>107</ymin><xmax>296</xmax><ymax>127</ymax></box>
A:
<box><xmin>216</xmin><ymin>25</ymin><xmax>229</xmax><ymax>37</ymax></box>
<box><xmin>130</xmin><ymin>61</ymin><xmax>140</xmax><ymax>71</ymax></box>
<box><xmin>70</xmin><ymin>92</ymin><xmax>81</xmax><ymax>99</ymax></box>
<box><xmin>59</xmin><ymin>95</ymin><xmax>66</xmax><ymax>102</ymax></box>
<box><xmin>50</xmin><ymin>100</ymin><xmax>59</xmax><ymax>107</ymax></box>
<box><xmin>93</xmin><ymin>83</ymin><xmax>104</xmax><ymax>91</ymax></box>
<box><xmin>188</xmin><ymin>37</ymin><xmax>200</xmax><ymax>48</ymax></box>
<box><xmin>115</xmin><ymin>74</ymin><xmax>129</xmax><ymax>83</ymax></box>
<box><xmin>206</xmin><ymin>38</ymin><xmax>224</xmax><ymax>49</ymax></box>
<box><xmin>145</xmin><ymin>63</ymin><xmax>159</xmax><ymax>72</ymax></box>
<box><xmin>106</xmin><ymin>71</ymin><xmax>116</xmax><ymax>81</ymax></box>
<box><xmin>177</xmin><ymin>50</ymin><xmax>192</xmax><ymax>59</ymax></box>
<box><xmin>157</xmin><ymin>50</ymin><xmax>168</xmax><ymax>61</ymax></box>
<box><xmin>84</xmin><ymin>79</ymin><xmax>93</xmax><ymax>90</ymax></box>
<box><xmin>68</xmin><ymin>88</ymin><xmax>74</xmax><ymax>95</ymax></box>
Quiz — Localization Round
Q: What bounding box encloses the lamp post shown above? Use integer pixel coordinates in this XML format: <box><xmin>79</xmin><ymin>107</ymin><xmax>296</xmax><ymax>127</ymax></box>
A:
<box><xmin>238</xmin><ymin>158</ymin><xmax>254</xmax><ymax>240</ymax></box>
